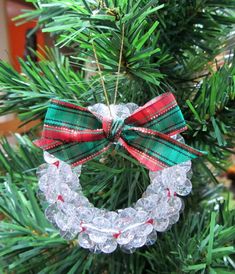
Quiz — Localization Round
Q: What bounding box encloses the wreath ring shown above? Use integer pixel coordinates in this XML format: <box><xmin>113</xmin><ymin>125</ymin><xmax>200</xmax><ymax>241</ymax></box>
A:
<box><xmin>37</xmin><ymin>103</ymin><xmax>192</xmax><ymax>254</ymax></box>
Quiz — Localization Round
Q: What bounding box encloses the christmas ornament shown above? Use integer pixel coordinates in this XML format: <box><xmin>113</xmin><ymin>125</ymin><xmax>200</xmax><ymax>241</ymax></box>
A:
<box><xmin>35</xmin><ymin>92</ymin><xmax>205</xmax><ymax>253</ymax></box>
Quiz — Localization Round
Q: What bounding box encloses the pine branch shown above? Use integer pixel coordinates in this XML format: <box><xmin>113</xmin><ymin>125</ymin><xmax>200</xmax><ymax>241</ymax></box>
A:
<box><xmin>15</xmin><ymin>1</ymin><xmax>168</xmax><ymax>103</ymax></box>
<box><xmin>183</xmin><ymin>57</ymin><xmax>235</xmax><ymax>168</ymax></box>
<box><xmin>144</xmin><ymin>204</ymin><xmax>235</xmax><ymax>273</ymax></box>
<box><xmin>0</xmin><ymin>48</ymin><xmax>89</xmax><ymax>122</ymax></box>
<box><xmin>15</xmin><ymin>1</ymin><xmax>235</xmax><ymax>97</ymax></box>
<box><xmin>0</xmin><ymin>134</ymin><xmax>42</xmax><ymax>177</ymax></box>
<box><xmin>156</xmin><ymin>0</ymin><xmax>235</xmax><ymax>56</ymax></box>
<box><xmin>0</xmin><ymin>178</ymin><xmax>88</xmax><ymax>273</ymax></box>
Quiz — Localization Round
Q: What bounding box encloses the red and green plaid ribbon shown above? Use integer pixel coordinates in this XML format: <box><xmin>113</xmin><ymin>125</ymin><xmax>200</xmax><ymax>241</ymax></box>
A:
<box><xmin>34</xmin><ymin>92</ymin><xmax>205</xmax><ymax>171</ymax></box>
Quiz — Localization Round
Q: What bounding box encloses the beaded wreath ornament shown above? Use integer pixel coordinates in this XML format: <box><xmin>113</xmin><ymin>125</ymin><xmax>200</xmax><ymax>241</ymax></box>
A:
<box><xmin>35</xmin><ymin>93</ymin><xmax>204</xmax><ymax>253</ymax></box>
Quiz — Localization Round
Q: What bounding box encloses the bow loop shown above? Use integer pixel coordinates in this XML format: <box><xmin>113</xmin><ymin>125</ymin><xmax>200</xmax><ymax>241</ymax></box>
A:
<box><xmin>125</xmin><ymin>92</ymin><xmax>187</xmax><ymax>136</ymax></box>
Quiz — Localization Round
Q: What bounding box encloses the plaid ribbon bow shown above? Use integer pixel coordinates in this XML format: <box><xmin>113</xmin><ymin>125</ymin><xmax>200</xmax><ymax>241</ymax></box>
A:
<box><xmin>34</xmin><ymin>92</ymin><xmax>204</xmax><ymax>171</ymax></box>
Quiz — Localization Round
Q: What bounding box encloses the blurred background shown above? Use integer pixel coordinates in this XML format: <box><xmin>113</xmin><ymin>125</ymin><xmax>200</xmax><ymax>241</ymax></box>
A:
<box><xmin>0</xmin><ymin>0</ymin><xmax>46</xmax><ymax>137</ymax></box>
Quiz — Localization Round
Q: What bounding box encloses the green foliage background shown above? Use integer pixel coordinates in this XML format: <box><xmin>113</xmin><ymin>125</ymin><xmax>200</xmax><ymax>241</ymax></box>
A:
<box><xmin>0</xmin><ymin>1</ymin><xmax>235</xmax><ymax>273</ymax></box>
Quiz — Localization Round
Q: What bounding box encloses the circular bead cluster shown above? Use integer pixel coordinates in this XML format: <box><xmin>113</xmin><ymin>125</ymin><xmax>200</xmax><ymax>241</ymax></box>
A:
<box><xmin>37</xmin><ymin>103</ymin><xmax>193</xmax><ymax>253</ymax></box>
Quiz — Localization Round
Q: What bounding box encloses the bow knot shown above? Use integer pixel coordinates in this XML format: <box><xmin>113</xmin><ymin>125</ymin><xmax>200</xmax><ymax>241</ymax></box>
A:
<box><xmin>34</xmin><ymin>93</ymin><xmax>204</xmax><ymax>171</ymax></box>
<box><xmin>103</xmin><ymin>118</ymin><xmax>125</xmax><ymax>142</ymax></box>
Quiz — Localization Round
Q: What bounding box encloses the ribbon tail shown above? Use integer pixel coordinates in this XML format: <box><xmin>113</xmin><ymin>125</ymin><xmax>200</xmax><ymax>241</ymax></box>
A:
<box><xmin>118</xmin><ymin>138</ymin><xmax>168</xmax><ymax>171</ymax></box>
<box><xmin>34</xmin><ymin>138</ymin><xmax>111</xmax><ymax>167</ymax></box>
<box><xmin>120</xmin><ymin>128</ymin><xmax>205</xmax><ymax>171</ymax></box>
<box><xmin>34</xmin><ymin>138</ymin><xmax>63</xmax><ymax>151</ymax></box>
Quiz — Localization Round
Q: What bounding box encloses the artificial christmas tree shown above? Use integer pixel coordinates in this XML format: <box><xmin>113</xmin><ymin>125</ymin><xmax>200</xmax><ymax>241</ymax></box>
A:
<box><xmin>0</xmin><ymin>0</ymin><xmax>235</xmax><ymax>273</ymax></box>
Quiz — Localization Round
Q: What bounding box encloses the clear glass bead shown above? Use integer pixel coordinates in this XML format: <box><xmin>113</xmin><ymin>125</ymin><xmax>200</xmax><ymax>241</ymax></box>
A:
<box><xmin>44</xmin><ymin>151</ymin><xmax>58</xmax><ymax>164</ymax></box>
<box><xmin>36</xmin><ymin>164</ymin><xmax>48</xmax><ymax>178</ymax></box>
<box><xmin>38</xmin><ymin>174</ymin><xmax>49</xmax><ymax>192</ymax></box>
<box><xmin>135</xmin><ymin>197</ymin><xmax>156</xmax><ymax>212</ymax></box>
<box><xmin>69</xmin><ymin>220</ymin><xmax>83</xmax><ymax>235</ymax></box>
<box><xmin>58</xmin><ymin>202</ymin><xmax>77</xmax><ymax>216</ymax></box>
<box><xmin>186</xmin><ymin>169</ymin><xmax>193</xmax><ymax>179</ymax></box>
<box><xmin>58</xmin><ymin>162</ymin><xmax>73</xmax><ymax>180</ymax></box>
<box><xmin>45</xmin><ymin>203</ymin><xmax>58</xmax><ymax>222</ymax></box>
<box><xmin>111</xmin><ymin>104</ymin><xmax>130</xmax><ymax>119</ymax></box>
<box><xmin>78</xmin><ymin>232</ymin><xmax>94</xmax><ymax>249</ymax></box>
<box><xmin>166</xmin><ymin>197</ymin><xmax>182</xmax><ymax>216</ymax></box>
<box><xmin>88</xmin><ymin>103</ymin><xmax>109</xmax><ymax>118</ymax></box>
<box><xmin>151</xmin><ymin>202</ymin><xmax>168</xmax><ymax>219</ymax></box>
<box><xmin>175</xmin><ymin>179</ymin><xmax>192</xmax><ymax>196</ymax></box>
<box><xmin>44</xmin><ymin>188</ymin><xmax>59</xmax><ymax>204</ymax></box>
<box><xmin>117</xmin><ymin>231</ymin><xmax>135</xmax><ymax>245</ymax></box>
<box><xmin>145</xmin><ymin>182</ymin><xmax>166</xmax><ymax>196</ymax></box>
<box><xmin>74</xmin><ymin>194</ymin><xmax>90</xmax><ymax>208</ymax></box>
<box><xmin>131</xmin><ymin>234</ymin><xmax>147</xmax><ymax>248</ymax></box>
<box><xmin>153</xmin><ymin>218</ymin><xmax>169</xmax><ymax>232</ymax></box>
<box><xmin>72</xmin><ymin>165</ymin><xmax>82</xmax><ymax>177</ymax></box>
<box><xmin>65</xmin><ymin>191</ymin><xmax>83</xmax><ymax>205</ymax></box>
<box><xmin>162</xmin><ymin>167</ymin><xmax>187</xmax><ymax>187</ymax></box>
<box><xmin>175</xmin><ymin>134</ymin><xmax>185</xmax><ymax>144</ymax></box>
<box><xmin>149</xmin><ymin>170</ymin><xmax>163</xmax><ymax>183</ymax></box>
<box><xmin>146</xmin><ymin>230</ymin><xmax>158</xmax><ymax>246</ymax></box>
<box><xmin>168</xmin><ymin>213</ymin><xmax>180</xmax><ymax>225</ymax></box>
<box><xmin>89</xmin><ymin>232</ymin><xmax>107</xmax><ymax>244</ymax></box>
<box><xmin>126</xmin><ymin>103</ymin><xmax>139</xmax><ymax>113</ymax></box>
<box><xmin>120</xmin><ymin>244</ymin><xmax>136</xmax><ymax>254</ymax></box>
<box><xmin>118</xmin><ymin>208</ymin><xmax>137</xmax><ymax>220</ymax></box>
<box><xmin>135</xmin><ymin>210</ymin><xmax>149</xmax><ymax>223</ymax></box>
<box><xmin>99</xmin><ymin>239</ymin><xmax>118</xmax><ymax>253</ymax></box>
<box><xmin>60</xmin><ymin>230</ymin><xmax>77</xmax><ymax>240</ymax></box>
<box><xmin>46</xmin><ymin>164</ymin><xmax>58</xmax><ymax>177</ymax></box>
<box><xmin>37</xmin><ymin>190</ymin><xmax>46</xmax><ymax>204</ymax></box>
<box><xmin>54</xmin><ymin>211</ymin><xmax>72</xmax><ymax>231</ymax></box>
<box><xmin>137</xmin><ymin>223</ymin><xmax>153</xmax><ymax>236</ymax></box>
<box><xmin>76</xmin><ymin>207</ymin><xmax>94</xmax><ymax>222</ymax></box>
<box><xmin>57</xmin><ymin>184</ymin><xmax>73</xmax><ymax>202</ymax></box>
<box><xmin>105</xmin><ymin>211</ymin><xmax>118</xmax><ymax>224</ymax></box>
<box><xmin>115</xmin><ymin>208</ymin><xmax>137</xmax><ymax>229</ymax></box>
<box><xmin>179</xmin><ymin>161</ymin><xmax>191</xmax><ymax>172</ymax></box>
